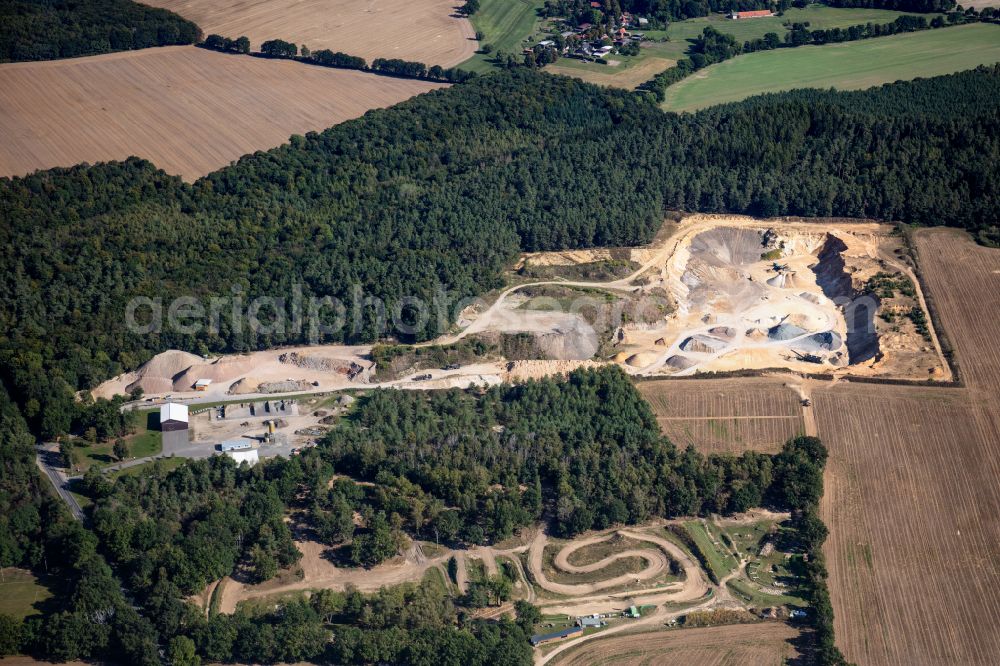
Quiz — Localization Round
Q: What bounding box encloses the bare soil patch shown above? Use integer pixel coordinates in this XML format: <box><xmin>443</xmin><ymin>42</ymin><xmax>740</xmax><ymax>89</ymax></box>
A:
<box><xmin>144</xmin><ymin>0</ymin><xmax>477</xmax><ymax>67</ymax></box>
<box><xmin>551</xmin><ymin>622</ymin><xmax>803</xmax><ymax>665</ymax></box>
<box><xmin>913</xmin><ymin>228</ymin><xmax>1000</xmax><ymax>393</ymax></box>
<box><xmin>816</xmin><ymin>381</ymin><xmax>1000</xmax><ymax>665</ymax></box>
<box><xmin>0</xmin><ymin>46</ymin><xmax>445</xmax><ymax>181</ymax></box>
<box><xmin>638</xmin><ymin>377</ymin><xmax>805</xmax><ymax>454</ymax></box>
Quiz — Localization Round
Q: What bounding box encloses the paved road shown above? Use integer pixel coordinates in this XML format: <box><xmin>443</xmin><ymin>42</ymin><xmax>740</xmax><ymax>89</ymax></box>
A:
<box><xmin>35</xmin><ymin>444</ymin><xmax>84</xmax><ymax>521</ymax></box>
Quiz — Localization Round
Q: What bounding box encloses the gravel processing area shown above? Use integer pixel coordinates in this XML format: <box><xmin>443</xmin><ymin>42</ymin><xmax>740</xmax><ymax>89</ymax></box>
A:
<box><xmin>93</xmin><ymin>215</ymin><xmax>947</xmax><ymax>407</ymax></box>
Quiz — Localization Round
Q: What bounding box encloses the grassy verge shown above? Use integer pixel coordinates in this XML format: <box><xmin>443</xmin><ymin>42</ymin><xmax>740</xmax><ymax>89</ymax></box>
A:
<box><xmin>71</xmin><ymin>409</ymin><xmax>162</xmax><ymax>472</ymax></box>
<box><xmin>682</xmin><ymin>521</ymin><xmax>738</xmax><ymax>580</ymax></box>
<box><xmin>110</xmin><ymin>455</ymin><xmax>188</xmax><ymax>479</ymax></box>
<box><xmin>727</xmin><ymin>578</ymin><xmax>807</xmax><ymax>607</ymax></box>
<box><xmin>662</xmin><ymin>23</ymin><xmax>1000</xmax><ymax>111</ymax></box>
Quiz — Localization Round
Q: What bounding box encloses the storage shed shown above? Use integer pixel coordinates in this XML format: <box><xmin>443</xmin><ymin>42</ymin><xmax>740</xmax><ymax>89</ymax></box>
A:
<box><xmin>160</xmin><ymin>402</ymin><xmax>189</xmax><ymax>431</ymax></box>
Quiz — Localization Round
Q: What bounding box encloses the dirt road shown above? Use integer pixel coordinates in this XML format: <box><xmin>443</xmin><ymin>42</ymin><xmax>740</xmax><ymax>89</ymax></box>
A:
<box><xmin>528</xmin><ymin>526</ymin><xmax>708</xmax><ymax>601</ymax></box>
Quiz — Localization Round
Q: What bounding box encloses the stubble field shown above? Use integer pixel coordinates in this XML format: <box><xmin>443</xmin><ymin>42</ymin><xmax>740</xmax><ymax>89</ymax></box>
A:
<box><xmin>0</xmin><ymin>46</ymin><xmax>445</xmax><ymax>181</ymax></box>
<box><xmin>815</xmin><ymin>382</ymin><xmax>1000</xmax><ymax>665</ymax></box>
<box><xmin>913</xmin><ymin>228</ymin><xmax>1000</xmax><ymax>394</ymax></box>
<box><xmin>143</xmin><ymin>0</ymin><xmax>477</xmax><ymax>67</ymax></box>
<box><xmin>550</xmin><ymin>622</ymin><xmax>803</xmax><ymax>665</ymax></box>
<box><xmin>637</xmin><ymin>377</ymin><xmax>805</xmax><ymax>454</ymax></box>
<box><xmin>815</xmin><ymin>228</ymin><xmax>1000</xmax><ymax>665</ymax></box>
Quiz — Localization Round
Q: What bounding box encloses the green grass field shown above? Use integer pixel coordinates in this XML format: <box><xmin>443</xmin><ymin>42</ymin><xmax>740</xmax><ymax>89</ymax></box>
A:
<box><xmin>543</xmin><ymin>4</ymin><xmax>922</xmax><ymax>88</ymax></box>
<box><xmin>683</xmin><ymin>520</ymin><xmax>738</xmax><ymax>580</ymax></box>
<box><xmin>652</xmin><ymin>4</ymin><xmax>918</xmax><ymax>49</ymax></box>
<box><xmin>662</xmin><ymin>23</ymin><xmax>1000</xmax><ymax>112</ymax></box>
<box><xmin>726</xmin><ymin>578</ymin><xmax>807</xmax><ymax>607</ymax></box>
<box><xmin>462</xmin><ymin>0</ymin><xmax>547</xmax><ymax>72</ymax></box>
<box><xmin>74</xmin><ymin>409</ymin><xmax>162</xmax><ymax>471</ymax></box>
<box><xmin>111</xmin><ymin>455</ymin><xmax>188</xmax><ymax>479</ymax></box>
<box><xmin>0</xmin><ymin>568</ymin><xmax>54</xmax><ymax>619</ymax></box>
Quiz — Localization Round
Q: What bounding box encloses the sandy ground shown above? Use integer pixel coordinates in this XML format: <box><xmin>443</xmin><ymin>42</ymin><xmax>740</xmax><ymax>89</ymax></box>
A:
<box><xmin>144</xmin><ymin>0</ymin><xmax>477</xmax><ymax>67</ymax></box>
<box><xmin>528</xmin><ymin>526</ymin><xmax>708</xmax><ymax>600</ymax></box>
<box><xmin>0</xmin><ymin>46</ymin><xmax>445</xmax><ymax>181</ymax></box>
<box><xmin>218</xmin><ymin>537</ymin><xmax>449</xmax><ymax>613</ymax></box>
<box><xmin>93</xmin><ymin>215</ymin><xmax>945</xmax><ymax>410</ymax></box>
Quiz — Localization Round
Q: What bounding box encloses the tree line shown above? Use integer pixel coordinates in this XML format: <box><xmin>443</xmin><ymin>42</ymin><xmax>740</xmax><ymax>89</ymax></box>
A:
<box><xmin>0</xmin><ymin>0</ymin><xmax>200</xmax><ymax>62</ymax></box>
<box><xmin>545</xmin><ymin>0</ymin><xmax>956</xmax><ymax>28</ymax></box>
<box><xmin>254</xmin><ymin>36</ymin><xmax>478</xmax><ymax>82</ymax></box>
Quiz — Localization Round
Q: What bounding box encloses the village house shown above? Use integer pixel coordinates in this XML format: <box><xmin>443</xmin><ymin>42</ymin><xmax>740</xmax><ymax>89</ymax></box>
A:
<box><xmin>732</xmin><ymin>9</ymin><xmax>774</xmax><ymax>19</ymax></box>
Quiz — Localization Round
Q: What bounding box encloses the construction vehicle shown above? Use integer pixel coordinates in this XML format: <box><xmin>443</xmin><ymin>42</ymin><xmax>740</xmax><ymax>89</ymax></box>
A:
<box><xmin>791</xmin><ymin>349</ymin><xmax>823</xmax><ymax>364</ymax></box>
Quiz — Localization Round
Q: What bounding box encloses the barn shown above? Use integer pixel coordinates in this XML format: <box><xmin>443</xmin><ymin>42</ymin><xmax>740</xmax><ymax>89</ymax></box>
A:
<box><xmin>160</xmin><ymin>402</ymin><xmax>189</xmax><ymax>431</ymax></box>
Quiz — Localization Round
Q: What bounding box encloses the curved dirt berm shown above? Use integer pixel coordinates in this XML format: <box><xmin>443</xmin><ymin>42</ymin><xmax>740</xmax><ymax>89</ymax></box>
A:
<box><xmin>528</xmin><ymin>528</ymin><xmax>708</xmax><ymax>600</ymax></box>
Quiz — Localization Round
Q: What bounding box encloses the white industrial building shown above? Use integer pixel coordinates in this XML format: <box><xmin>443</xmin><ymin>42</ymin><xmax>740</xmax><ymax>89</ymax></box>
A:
<box><xmin>225</xmin><ymin>449</ymin><xmax>259</xmax><ymax>466</ymax></box>
<box><xmin>160</xmin><ymin>402</ymin><xmax>189</xmax><ymax>431</ymax></box>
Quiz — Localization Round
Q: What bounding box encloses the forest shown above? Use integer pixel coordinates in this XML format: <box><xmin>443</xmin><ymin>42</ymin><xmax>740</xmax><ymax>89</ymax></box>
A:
<box><xmin>2</xmin><ymin>67</ymin><xmax>999</xmax><ymax>441</ymax></box>
<box><xmin>0</xmin><ymin>367</ymin><xmax>843</xmax><ymax>664</ymax></box>
<box><xmin>0</xmin><ymin>0</ymin><xmax>200</xmax><ymax>62</ymax></box>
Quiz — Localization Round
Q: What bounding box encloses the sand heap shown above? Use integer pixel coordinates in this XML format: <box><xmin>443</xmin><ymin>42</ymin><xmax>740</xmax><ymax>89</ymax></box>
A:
<box><xmin>126</xmin><ymin>350</ymin><xmax>203</xmax><ymax>395</ymax></box>
<box><xmin>279</xmin><ymin>352</ymin><xmax>357</xmax><ymax>374</ymax></box>
<box><xmin>533</xmin><ymin>321</ymin><xmax>599</xmax><ymax>361</ymax></box>
<box><xmin>229</xmin><ymin>377</ymin><xmax>314</xmax><ymax>395</ymax></box>
<box><xmin>796</xmin><ymin>331</ymin><xmax>843</xmax><ymax>353</ymax></box>
<box><xmin>666</xmin><ymin>355</ymin><xmax>697</xmax><ymax>370</ymax></box>
<box><xmin>680</xmin><ymin>334</ymin><xmax>727</xmax><ymax>354</ymax></box>
<box><xmin>173</xmin><ymin>355</ymin><xmax>257</xmax><ymax>391</ymax></box>
<box><xmin>768</xmin><ymin>323</ymin><xmax>807</xmax><ymax>341</ymax></box>
<box><xmin>626</xmin><ymin>352</ymin><xmax>660</xmax><ymax>368</ymax></box>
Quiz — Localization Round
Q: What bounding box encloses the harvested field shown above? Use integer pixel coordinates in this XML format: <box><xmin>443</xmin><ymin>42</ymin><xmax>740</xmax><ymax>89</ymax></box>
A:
<box><xmin>815</xmin><ymin>381</ymin><xmax>1000</xmax><ymax>665</ymax></box>
<box><xmin>551</xmin><ymin>622</ymin><xmax>803</xmax><ymax>665</ymax></box>
<box><xmin>637</xmin><ymin>377</ymin><xmax>805</xmax><ymax>454</ymax></box>
<box><xmin>0</xmin><ymin>46</ymin><xmax>445</xmax><ymax>181</ymax></box>
<box><xmin>546</xmin><ymin>56</ymin><xmax>676</xmax><ymax>90</ymax></box>
<box><xmin>913</xmin><ymin>228</ymin><xmax>1000</xmax><ymax>393</ymax></box>
<box><xmin>144</xmin><ymin>0</ymin><xmax>476</xmax><ymax>67</ymax></box>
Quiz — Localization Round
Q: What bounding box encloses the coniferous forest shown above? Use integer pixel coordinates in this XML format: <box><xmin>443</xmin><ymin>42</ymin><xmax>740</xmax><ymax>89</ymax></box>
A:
<box><xmin>0</xmin><ymin>0</ymin><xmax>200</xmax><ymax>62</ymax></box>
<box><xmin>0</xmin><ymin>62</ymin><xmax>996</xmax><ymax>665</ymax></box>
<box><xmin>0</xmin><ymin>366</ymin><xmax>838</xmax><ymax>664</ymax></box>
<box><xmin>1</xmin><ymin>66</ymin><xmax>998</xmax><ymax>440</ymax></box>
